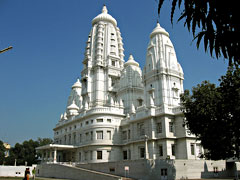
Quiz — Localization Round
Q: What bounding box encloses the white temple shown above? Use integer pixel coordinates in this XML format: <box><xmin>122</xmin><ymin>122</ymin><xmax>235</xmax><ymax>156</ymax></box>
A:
<box><xmin>37</xmin><ymin>5</ymin><xmax>203</xmax><ymax>164</ymax></box>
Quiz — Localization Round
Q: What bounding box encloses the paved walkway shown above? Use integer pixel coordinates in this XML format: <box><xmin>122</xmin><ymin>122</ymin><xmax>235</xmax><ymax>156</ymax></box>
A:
<box><xmin>37</xmin><ymin>177</ymin><xmax>70</xmax><ymax>180</ymax></box>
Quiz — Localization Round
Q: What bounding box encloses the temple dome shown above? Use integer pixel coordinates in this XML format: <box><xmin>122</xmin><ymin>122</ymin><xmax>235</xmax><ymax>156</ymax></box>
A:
<box><xmin>72</xmin><ymin>78</ymin><xmax>81</xmax><ymax>89</ymax></box>
<box><xmin>92</xmin><ymin>5</ymin><xmax>117</xmax><ymax>26</ymax></box>
<box><xmin>150</xmin><ymin>22</ymin><xmax>169</xmax><ymax>38</ymax></box>
<box><xmin>67</xmin><ymin>100</ymin><xmax>79</xmax><ymax>110</ymax></box>
<box><xmin>124</xmin><ymin>55</ymin><xmax>139</xmax><ymax>67</ymax></box>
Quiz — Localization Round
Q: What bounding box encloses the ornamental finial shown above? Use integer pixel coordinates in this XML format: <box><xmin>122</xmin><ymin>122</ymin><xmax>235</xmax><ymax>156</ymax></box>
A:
<box><xmin>102</xmin><ymin>5</ymin><xmax>108</xmax><ymax>14</ymax></box>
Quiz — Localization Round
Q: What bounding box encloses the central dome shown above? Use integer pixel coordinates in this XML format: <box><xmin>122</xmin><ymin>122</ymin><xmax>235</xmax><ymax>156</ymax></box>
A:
<box><xmin>92</xmin><ymin>5</ymin><xmax>117</xmax><ymax>26</ymax></box>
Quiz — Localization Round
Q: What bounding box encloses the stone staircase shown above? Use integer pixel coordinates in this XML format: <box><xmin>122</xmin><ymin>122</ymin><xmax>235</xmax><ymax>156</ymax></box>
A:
<box><xmin>37</xmin><ymin>163</ymin><xmax>136</xmax><ymax>180</ymax></box>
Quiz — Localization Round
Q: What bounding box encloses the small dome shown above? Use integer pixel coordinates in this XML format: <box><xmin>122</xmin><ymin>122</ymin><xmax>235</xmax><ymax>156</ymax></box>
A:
<box><xmin>67</xmin><ymin>100</ymin><xmax>79</xmax><ymax>110</ymax></box>
<box><xmin>150</xmin><ymin>22</ymin><xmax>169</xmax><ymax>38</ymax></box>
<box><xmin>92</xmin><ymin>5</ymin><xmax>117</xmax><ymax>26</ymax></box>
<box><xmin>72</xmin><ymin>78</ymin><xmax>81</xmax><ymax>89</ymax></box>
<box><xmin>124</xmin><ymin>54</ymin><xmax>139</xmax><ymax>67</ymax></box>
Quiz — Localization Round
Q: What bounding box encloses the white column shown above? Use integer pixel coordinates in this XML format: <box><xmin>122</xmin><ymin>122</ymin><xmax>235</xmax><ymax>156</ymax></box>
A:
<box><xmin>54</xmin><ymin>148</ymin><xmax>57</xmax><ymax>163</ymax></box>
<box><xmin>151</xmin><ymin>141</ymin><xmax>156</xmax><ymax>159</ymax></box>
<box><xmin>145</xmin><ymin>135</ymin><xmax>149</xmax><ymax>159</ymax></box>
<box><xmin>150</xmin><ymin>117</ymin><xmax>155</xmax><ymax>139</ymax></box>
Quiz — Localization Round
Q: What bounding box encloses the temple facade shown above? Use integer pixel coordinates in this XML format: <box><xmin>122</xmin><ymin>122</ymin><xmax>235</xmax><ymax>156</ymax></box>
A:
<box><xmin>37</xmin><ymin>5</ymin><xmax>203</xmax><ymax>164</ymax></box>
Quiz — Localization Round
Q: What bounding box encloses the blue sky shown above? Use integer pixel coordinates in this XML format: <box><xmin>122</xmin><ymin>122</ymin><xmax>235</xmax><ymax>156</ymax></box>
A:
<box><xmin>0</xmin><ymin>0</ymin><xmax>228</xmax><ymax>146</ymax></box>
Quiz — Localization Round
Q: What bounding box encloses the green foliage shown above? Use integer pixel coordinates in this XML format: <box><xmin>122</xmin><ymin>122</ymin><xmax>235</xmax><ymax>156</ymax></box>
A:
<box><xmin>157</xmin><ymin>0</ymin><xmax>240</xmax><ymax>65</ymax></box>
<box><xmin>2</xmin><ymin>138</ymin><xmax>53</xmax><ymax>166</ymax></box>
<box><xmin>181</xmin><ymin>66</ymin><xmax>240</xmax><ymax>160</ymax></box>
<box><xmin>0</xmin><ymin>140</ymin><xmax>6</xmax><ymax>164</ymax></box>
<box><xmin>37</xmin><ymin>137</ymin><xmax>53</xmax><ymax>147</ymax></box>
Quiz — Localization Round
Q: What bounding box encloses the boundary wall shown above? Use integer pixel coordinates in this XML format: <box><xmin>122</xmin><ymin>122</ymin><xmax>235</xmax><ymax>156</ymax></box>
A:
<box><xmin>76</xmin><ymin>159</ymin><xmax>237</xmax><ymax>180</ymax></box>
<box><xmin>0</xmin><ymin>165</ymin><xmax>35</xmax><ymax>177</ymax></box>
<box><xmin>36</xmin><ymin>160</ymin><xmax>240</xmax><ymax>180</ymax></box>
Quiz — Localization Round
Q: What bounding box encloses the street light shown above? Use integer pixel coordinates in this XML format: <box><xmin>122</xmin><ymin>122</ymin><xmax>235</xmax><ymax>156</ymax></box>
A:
<box><xmin>0</xmin><ymin>46</ymin><xmax>13</xmax><ymax>54</ymax></box>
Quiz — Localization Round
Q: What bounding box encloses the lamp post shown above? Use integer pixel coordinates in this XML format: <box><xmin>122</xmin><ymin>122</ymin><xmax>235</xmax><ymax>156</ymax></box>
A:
<box><xmin>0</xmin><ymin>46</ymin><xmax>13</xmax><ymax>54</ymax></box>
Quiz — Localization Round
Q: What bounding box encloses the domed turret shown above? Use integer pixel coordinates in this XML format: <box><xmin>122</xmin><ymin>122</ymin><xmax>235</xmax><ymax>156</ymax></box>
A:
<box><xmin>66</xmin><ymin>79</ymin><xmax>82</xmax><ymax>111</ymax></box>
<box><xmin>67</xmin><ymin>100</ymin><xmax>79</xmax><ymax>117</ymax></box>
<box><xmin>124</xmin><ymin>54</ymin><xmax>139</xmax><ymax>67</ymax></box>
<box><xmin>72</xmin><ymin>78</ymin><xmax>81</xmax><ymax>89</ymax></box>
<box><xmin>67</xmin><ymin>100</ymin><xmax>79</xmax><ymax>111</ymax></box>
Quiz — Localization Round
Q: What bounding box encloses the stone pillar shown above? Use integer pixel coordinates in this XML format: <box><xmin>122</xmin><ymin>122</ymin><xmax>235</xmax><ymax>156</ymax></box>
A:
<box><xmin>54</xmin><ymin>148</ymin><xmax>57</xmax><ymax>163</ymax></box>
<box><xmin>49</xmin><ymin>150</ymin><xmax>52</xmax><ymax>162</ymax></box>
<box><xmin>151</xmin><ymin>141</ymin><xmax>156</xmax><ymax>159</ymax></box>
<box><xmin>145</xmin><ymin>135</ymin><xmax>149</xmax><ymax>159</ymax></box>
<box><xmin>41</xmin><ymin>151</ymin><xmax>44</xmax><ymax>162</ymax></box>
<box><xmin>150</xmin><ymin>117</ymin><xmax>155</xmax><ymax>139</ymax></box>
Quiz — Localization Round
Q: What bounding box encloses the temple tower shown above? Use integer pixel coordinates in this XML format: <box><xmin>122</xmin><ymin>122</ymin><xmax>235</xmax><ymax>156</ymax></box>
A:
<box><xmin>81</xmin><ymin>5</ymin><xmax>125</xmax><ymax>108</ymax></box>
<box><xmin>143</xmin><ymin>23</ymin><xmax>184</xmax><ymax>108</ymax></box>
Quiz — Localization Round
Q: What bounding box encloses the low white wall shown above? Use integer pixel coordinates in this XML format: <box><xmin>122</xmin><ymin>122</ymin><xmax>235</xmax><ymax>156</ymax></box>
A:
<box><xmin>77</xmin><ymin>159</ymin><xmax>232</xmax><ymax>180</ymax></box>
<box><xmin>0</xmin><ymin>165</ymin><xmax>35</xmax><ymax>177</ymax></box>
<box><xmin>174</xmin><ymin>160</ymin><xmax>227</xmax><ymax>179</ymax></box>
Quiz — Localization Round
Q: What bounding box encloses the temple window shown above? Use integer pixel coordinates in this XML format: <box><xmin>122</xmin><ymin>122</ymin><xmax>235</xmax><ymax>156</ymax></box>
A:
<box><xmin>68</xmin><ymin>134</ymin><xmax>71</xmax><ymax>144</ymax></box>
<box><xmin>139</xmin><ymin>147</ymin><xmax>145</xmax><ymax>158</ymax></box>
<box><xmin>137</xmin><ymin>99</ymin><xmax>143</xmax><ymax>106</ymax></box>
<box><xmin>159</xmin><ymin>145</ymin><xmax>163</xmax><ymax>156</ymax></box>
<box><xmin>97</xmin><ymin>119</ymin><xmax>103</xmax><ymax>123</ymax></box>
<box><xmin>171</xmin><ymin>144</ymin><xmax>176</xmax><ymax>156</ymax></box>
<box><xmin>96</xmin><ymin>131</ymin><xmax>103</xmax><ymax>139</ymax></box>
<box><xmin>111</xmin><ymin>60</ymin><xmax>116</xmax><ymax>66</ymax></box>
<box><xmin>73</xmin><ymin>133</ymin><xmax>76</xmax><ymax>144</ymax></box>
<box><xmin>85</xmin><ymin>132</ymin><xmax>89</xmax><ymax>141</ymax></box>
<box><xmin>191</xmin><ymin>143</ymin><xmax>195</xmax><ymax>155</ymax></box>
<box><xmin>90</xmin><ymin>131</ymin><xmax>93</xmax><ymax>140</ymax></box>
<box><xmin>122</xmin><ymin>131</ymin><xmax>127</xmax><ymax>140</ymax></box>
<box><xmin>169</xmin><ymin>122</ymin><xmax>174</xmax><ymax>133</ymax></box>
<box><xmin>138</xmin><ymin>123</ymin><xmax>145</xmax><ymax>136</ymax></box>
<box><xmin>79</xmin><ymin>134</ymin><xmax>82</xmax><ymax>143</ymax></box>
<box><xmin>107</xmin><ymin>131</ymin><xmax>111</xmax><ymax>140</ymax></box>
<box><xmin>123</xmin><ymin>150</ymin><xmax>127</xmax><ymax>160</ymax></box>
<box><xmin>156</xmin><ymin>122</ymin><xmax>162</xmax><ymax>133</ymax></box>
<box><xmin>97</xmin><ymin>151</ymin><xmax>102</xmax><ymax>159</ymax></box>
<box><xmin>90</xmin><ymin>151</ymin><xmax>93</xmax><ymax>160</ymax></box>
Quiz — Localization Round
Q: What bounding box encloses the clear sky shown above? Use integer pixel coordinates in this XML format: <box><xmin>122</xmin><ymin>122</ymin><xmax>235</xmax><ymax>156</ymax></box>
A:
<box><xmin>0</xmin><ymin>0</ymin><xmax>228</xmax><ymax>146</ymax></box>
